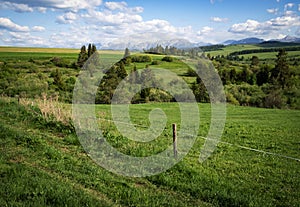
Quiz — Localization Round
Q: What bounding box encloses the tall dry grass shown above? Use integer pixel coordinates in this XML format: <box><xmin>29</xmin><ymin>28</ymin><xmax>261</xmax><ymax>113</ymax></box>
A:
<box><xmin>19</xmin><ymin>93</ymin><xmax>72</xmax><ymax>126</ymax></box>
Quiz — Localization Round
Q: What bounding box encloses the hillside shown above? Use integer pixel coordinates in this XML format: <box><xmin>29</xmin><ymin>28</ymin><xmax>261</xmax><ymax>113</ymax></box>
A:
<box><xmin>0</xmin><ymin>97</ymin><xmax>299</xmax><ymax>206</ymax></box>
<box><xmin>0</xmin><ymin>46</ymin><xmax>299</xmax><ymax>206</ymax></box>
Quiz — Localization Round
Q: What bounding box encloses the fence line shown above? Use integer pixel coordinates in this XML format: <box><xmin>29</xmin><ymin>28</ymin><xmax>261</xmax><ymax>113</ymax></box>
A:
<box><xmin>96</xmin><ymin>117</ymin><xmax>300</xmax><ymax>162</ymax></box>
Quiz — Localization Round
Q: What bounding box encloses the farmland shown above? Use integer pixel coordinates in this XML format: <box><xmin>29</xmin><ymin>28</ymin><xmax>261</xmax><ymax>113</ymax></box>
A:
<box><xmin>0</xmin><ymin>46</ymin><xmax>299</xmax><ymax>206</ymax></box>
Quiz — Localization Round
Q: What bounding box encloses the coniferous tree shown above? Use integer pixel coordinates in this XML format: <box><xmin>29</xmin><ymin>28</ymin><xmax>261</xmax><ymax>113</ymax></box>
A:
<box><xmin>87</xmin><ymin>43</ymin><xmax>92</xmax><ymax>58</ymax></box>
<box><xmin>91</xmin><ymin>44</ymin><xmax>97</xmax><ymax>55</ymax></box>
<box><xmin>271</xmin><ymin>49</ymin><xmax>291</xmax><ymax>88</ymax></box>
<box><xmin>124</xmin><ymin>48</ymin><xmax>131</xmax><ymax>58</ymax></box>
<box><xmin>77</xmin><ymin>45</ymin><xmax>88</xmax><ymax>68</ymax></box>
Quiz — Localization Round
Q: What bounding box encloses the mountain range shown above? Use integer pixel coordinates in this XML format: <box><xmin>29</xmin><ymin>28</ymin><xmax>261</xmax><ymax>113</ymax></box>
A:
<box><xmin>98</xmin><ymin>35</ymin><xmax>300</xmax><ymax>50</ymax></box>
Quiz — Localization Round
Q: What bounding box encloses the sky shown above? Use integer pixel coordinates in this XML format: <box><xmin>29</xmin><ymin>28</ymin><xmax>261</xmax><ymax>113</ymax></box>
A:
<box><xmin>0</xmin><ymin>0</ymin><xmax>299</xmax><ymax>48</ymax></box>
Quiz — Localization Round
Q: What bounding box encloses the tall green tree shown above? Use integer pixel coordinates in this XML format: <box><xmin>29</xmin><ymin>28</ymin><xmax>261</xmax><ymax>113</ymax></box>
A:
<box><xmin>87</xmin><ymin>43</ymin><xmax>92</xmax><ymax>58</ymax></box>
<box><xmin>123</xmin><ymin>48</ymin><xmax>131</xmax><ymax>58</ymax></box>
<box><xmin>77</xmin><ymin>45</ymin><xmax>88</xmax><ymax>68</ymax></box>
<box><xmin>271</xmin><ymin>49</ymin><xmax>291</xmax><ymax>88</ymax></box>
<box><xmin>96</xmin><ymin>61</ymin><xmax>128</xmax><ymax>104</ymax></box>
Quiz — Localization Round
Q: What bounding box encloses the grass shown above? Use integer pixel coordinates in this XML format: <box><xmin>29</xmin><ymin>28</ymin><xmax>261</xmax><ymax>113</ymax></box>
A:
<box><xmin>207</xmin><ymin>45</ymin><xmax>262</xmax><ymax>57</ymax></box>
<box><xmin>0</xmin><ymin>97</ymin><xmax>299</xmax><ymax>206</ymax></box>
<box><xmin>0</xmin><ymin>47</ymin><xmax>124</xmax><ymax>62</ymax></box>
<box><xmin>0</xmin><ymin>46</ymin><xmax>299</xmax><ymax>206</ymax></box>
<box><xmin>239</xmin><ymin>50</ymin><xmax>300</xmax><ymax>60</ymax></box>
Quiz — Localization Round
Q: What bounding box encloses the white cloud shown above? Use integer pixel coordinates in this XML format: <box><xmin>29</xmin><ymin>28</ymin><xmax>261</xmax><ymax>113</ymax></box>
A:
<box><xmin>229</xmin><ymin>13</ymin><xmax>300</xmax><ymax>36</ymax></box>
<box><xmin>284</xmin><ymin>3</ymin><xmax>294</xmax><ymax>11</ymax></box>
<box><xmin>104</xmin><ymin>1</ymin><xmax>127</xmax><ymax>10</ymax></box>
<box><xmin>197</xmin><ymin>26</ymin><xmax>214</xmax><ymax>35</ymax></box>
<box><xmin>56</xmin><ymin>12</ymin><xmax>77</xmax><ymax>24</ymax></box>
<box><xmin>32</xmin><ymin>26</ymin><xmax>45</xmax><ymax>32</ymax></box>
<box><xmin>0</xmin><ymin>0</ymin><xmax>103</xmax><ymax>12</ymax></box>
<box><xmin>0</xmin><ymin>1</ymin><xmax>33</xmax><ymax>12</ymax></box>
<box><xmin>211</xmin><ymin>17</ymin><xmax>229</xmax><ymax>23</ymax></box>
<box><xmin>267</xmin><ymin>8</ymin><xmax>278</xmax><ymax>14</ymax></box>
<box><xmin>85</xmin><ymin>9</ymin><xmax>143</xmax><ymax>25</ymax></box>
<box><xmin>229</xmin><ymin>19</ymin><xmax>260</xmax><ymax>33</ymax></box>
<box><xmin>3</xmin><ymin>32</ymin><xmax>46</xmax><ymax>46</ymax></box>
<box><xmin>37</xmin><ymin>7</ymin><xmax>47</xmax><ymax>13</ymax></box>
<box><xmin>298</xmin><ymin>4</ymin><xmax>300</xmax><ymax>11</ymax></box>
<box><xmin>0</xmin><ymin>17</ymin><xmax>30</xmax><ymax>32</ymax></box>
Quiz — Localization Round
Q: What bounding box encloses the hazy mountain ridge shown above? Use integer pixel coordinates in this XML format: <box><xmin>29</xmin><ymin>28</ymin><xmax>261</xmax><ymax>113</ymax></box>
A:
<box><xmin>98</xmin><ymin>35</ymin><xmax>300</xmax><ymax>50</ymax></box>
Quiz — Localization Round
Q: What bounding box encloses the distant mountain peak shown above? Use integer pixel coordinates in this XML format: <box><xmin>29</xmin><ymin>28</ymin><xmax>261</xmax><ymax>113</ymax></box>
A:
<box><xmin>279</xmin><ymin>35</ymin><xmax>300</xmax><ymax>43</ymax></box>
<box><xmin>100</xmin><ymin>38</ymin><xmax>210</xmax><ymax>50</ymax></box>
<box><xmin>223</xmin><ymin>37</ymin><xmax>264</xmax><ymax>45</ymax></box>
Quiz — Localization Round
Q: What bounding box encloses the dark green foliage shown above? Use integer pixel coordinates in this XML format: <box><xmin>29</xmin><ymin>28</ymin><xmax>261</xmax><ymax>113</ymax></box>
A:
<box><xmin>51</xmin><ymin>68</ymin><xmax>65</xmax><ymax>91</ymax></box>
<box><xmin>96</xmin><ymin>61</ymin><xmax>128</xmax><ymax>104</ymax></box>
<box><xmin>256</xmin><ymin>64</ymin><xmax>272</xmax><ymax>86</ymax></box>
<box><xmin>123</xmin><ymin>48</ymin><xmax>131</xmax><ymax>58</ymax></box>
<box><xmin>131</xmin><ymin>55</ymin><xmax>152</xmax><ymax>63</ymax></box>
<box><xmin>162</xmin><ymin>56</ymin><xmax>174</xmax><ymax>62</ymax></box>
<box><xmin>77</xmin><ymin>44</ymin><xmax>97</xmax><ymax>68</ymax></box>
<box><xmin>192</xmin><ymin>77</ymin><xmax>210</xmax><ymax>103</ymax></box>
<box><xmin>250</xmin><ymin>55</ymin><xmax>259</xmax><ymax>67</ymax></box>
<box><xmin>144</xmin><ymin>45</ymin><xmax>185</xmax><ymax>56</ymax></box>
<box><xmin>77</xmin><ymin>45</ymin><xmax>88</xmax><ymax>68</ymax></box>
<box><xmin>271</xmin><ymin>49</ymin><xmax>291</xmax><ymax>88</ymax></box>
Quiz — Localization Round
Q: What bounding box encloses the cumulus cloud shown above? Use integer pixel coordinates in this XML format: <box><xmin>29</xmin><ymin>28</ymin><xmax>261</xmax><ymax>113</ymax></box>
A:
<box><xmin>0</xmin><ymin>1</ymin><xmax>33</xmax><ymax>12</ymax></box>
<box><xmin>284</xmin><ymin>3</ymin><xmax>294</xmax><ymax>11</ymax></box>
<box><xmin>229</xmin><ymin>13</ymin><xmax>300</xmax><ymax>35</ymax></box>
<box><xmin>2</xmin><ymin>31</ymin><xmax>46</xmax><ymax>46</ymax></box>
<box><xmin>32</xmin><ymin>26</ymin><xmax>45</xmax><ymax>32</ymax></box>
<box><xmin>0</xmin><ymin>17</ymin><xmax>30</xmax><ymax>32</ymax></box>
<box><xmin>0</xmin><ymin>0</ymin><xmax>103</xmax><ymax>12</ymax></box>
<box><xmin>197</xmin><ymin>26</ymin><xmax>214</xmax><ymax>35</ymax></box>
<box><xmin>229</xmin><ymin>19</ymin><xmax>260</xmax><ymax>33</ymax></box>
<box><xmin>267</xmin><ymin>8</ymin><xmax>278</xmax><ymax>14</ymax></box>
<box><xmin>85</xmin><ymin>9</ymin><xmax>143</xmax><ymax>25</ymax></box>
<box><xmin>210</xmin><ymin>16</ymin><xmax>229</xmax><ymax>23</ymax></box>
<box><xmin>56</xmin><ymin>12</ymin><xmax>77</xmax><ymax>24</ymax></box>
<box><xmin>104</xmin><ymin>1</ymin><xmax>127</xmax><ymax>10</ymax></box>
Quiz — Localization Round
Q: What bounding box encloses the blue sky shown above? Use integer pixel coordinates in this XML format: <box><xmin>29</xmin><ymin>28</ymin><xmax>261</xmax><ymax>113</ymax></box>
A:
<box><xmin>0</xmin><ymin>0</ymin><xmax>299</xmax><ymax>48</ymax></box>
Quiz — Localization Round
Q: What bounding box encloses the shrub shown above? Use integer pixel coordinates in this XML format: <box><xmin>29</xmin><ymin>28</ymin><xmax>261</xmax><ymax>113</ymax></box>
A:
<box><xmin>162</xmin><ymin>56</ymin><xmax>174</xmax><ymax>62</ymax></box>
<box><xmin>131</xmin><ymin>55</ymin><xmax>152</xmax><ymax>63</ymax></box>
<box><xmin>151</xmin><ymin>60</ymin><xmax>159</xmax><ymax>65</ymax></box>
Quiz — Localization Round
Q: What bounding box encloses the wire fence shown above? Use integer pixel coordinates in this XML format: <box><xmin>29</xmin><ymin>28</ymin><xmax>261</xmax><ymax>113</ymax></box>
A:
<box><xmin>97</xmin><ymin>118</ymin><xmax>300</xmax><ymax>162</ymax></box>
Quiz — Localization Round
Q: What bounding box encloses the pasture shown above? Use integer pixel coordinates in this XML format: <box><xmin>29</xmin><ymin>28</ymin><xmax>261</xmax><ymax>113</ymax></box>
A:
<box><xmin>0</xmin><ymin>46</ymin><xmax>299</xmax><ymax>206</ymax></box>
<box><xmin>0</xmin><ymin>97</ymin><xmax>299</xmax><ymax>206</ymax></box>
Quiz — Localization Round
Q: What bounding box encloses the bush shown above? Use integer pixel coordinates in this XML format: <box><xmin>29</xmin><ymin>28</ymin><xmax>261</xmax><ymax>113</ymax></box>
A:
<box><xmin>151</xmin><ymin>60</ymin><xmax>159</xmax><ymax>65</ymax></box>
<box><xmin>225</xmin><ymin>84</ymin><xmax>265</xmax><ymax>107</ymax></box>
<box><xmin>131</xmin><ymin>55</ymin><xmax>152</xmax><ymax>63</ymax></box>
<box><xmin>162</xmin><ymin>56</ymin><xmax>174</xmax><ymax>62</ymax></box>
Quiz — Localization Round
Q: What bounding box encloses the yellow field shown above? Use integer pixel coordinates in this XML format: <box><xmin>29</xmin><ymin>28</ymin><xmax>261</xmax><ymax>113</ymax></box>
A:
<box><xmin>0</xmin><ymin>46</ymin><xmax>124</xmax><ymax>54</ymax></box>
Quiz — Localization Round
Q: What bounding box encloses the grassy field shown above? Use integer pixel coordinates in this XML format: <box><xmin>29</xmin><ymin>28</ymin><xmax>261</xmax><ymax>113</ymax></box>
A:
<box><xmin>238</xmin><ymin>50</ymin><xmax>300</xmax><ymax>60</ymax></box>
<box><xmin>0</xmin><ymin>97</ymin><xmax>299</xmax><ymax>206</ymax></box>
<box><xmin>207</xmin><ymin>45</ymin><xmax>262</xmax><ymax>57</ymax></box>
<box><xmin>206</xmin><ymin>44</ymin><xmax>300</xmax><ymax>60</ymax></box>
<box><xmin>0</xmin><ymin>46</ymin><xmax>299</xmax><ymax>206</ymax></box>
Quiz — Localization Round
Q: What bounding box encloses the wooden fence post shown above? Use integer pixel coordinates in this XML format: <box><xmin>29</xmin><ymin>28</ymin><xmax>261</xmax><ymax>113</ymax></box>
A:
<box><xmin>172</xmin><ymin>123</ymin><xmax>177</xmax><ymax>158</ymax></box>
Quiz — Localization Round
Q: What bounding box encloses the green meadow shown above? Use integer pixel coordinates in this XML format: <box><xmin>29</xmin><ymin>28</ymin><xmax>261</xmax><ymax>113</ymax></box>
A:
<box><xmin>0</xmin><ymin>46</ymin><xmax>299</xmax><ymax>206</ymax></box>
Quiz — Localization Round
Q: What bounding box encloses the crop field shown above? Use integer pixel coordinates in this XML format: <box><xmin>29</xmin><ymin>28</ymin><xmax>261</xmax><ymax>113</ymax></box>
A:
<box><xmin>0</xmin><ymin>46</ymin><xmax>299</xmax><ymax>206</ymax></box>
